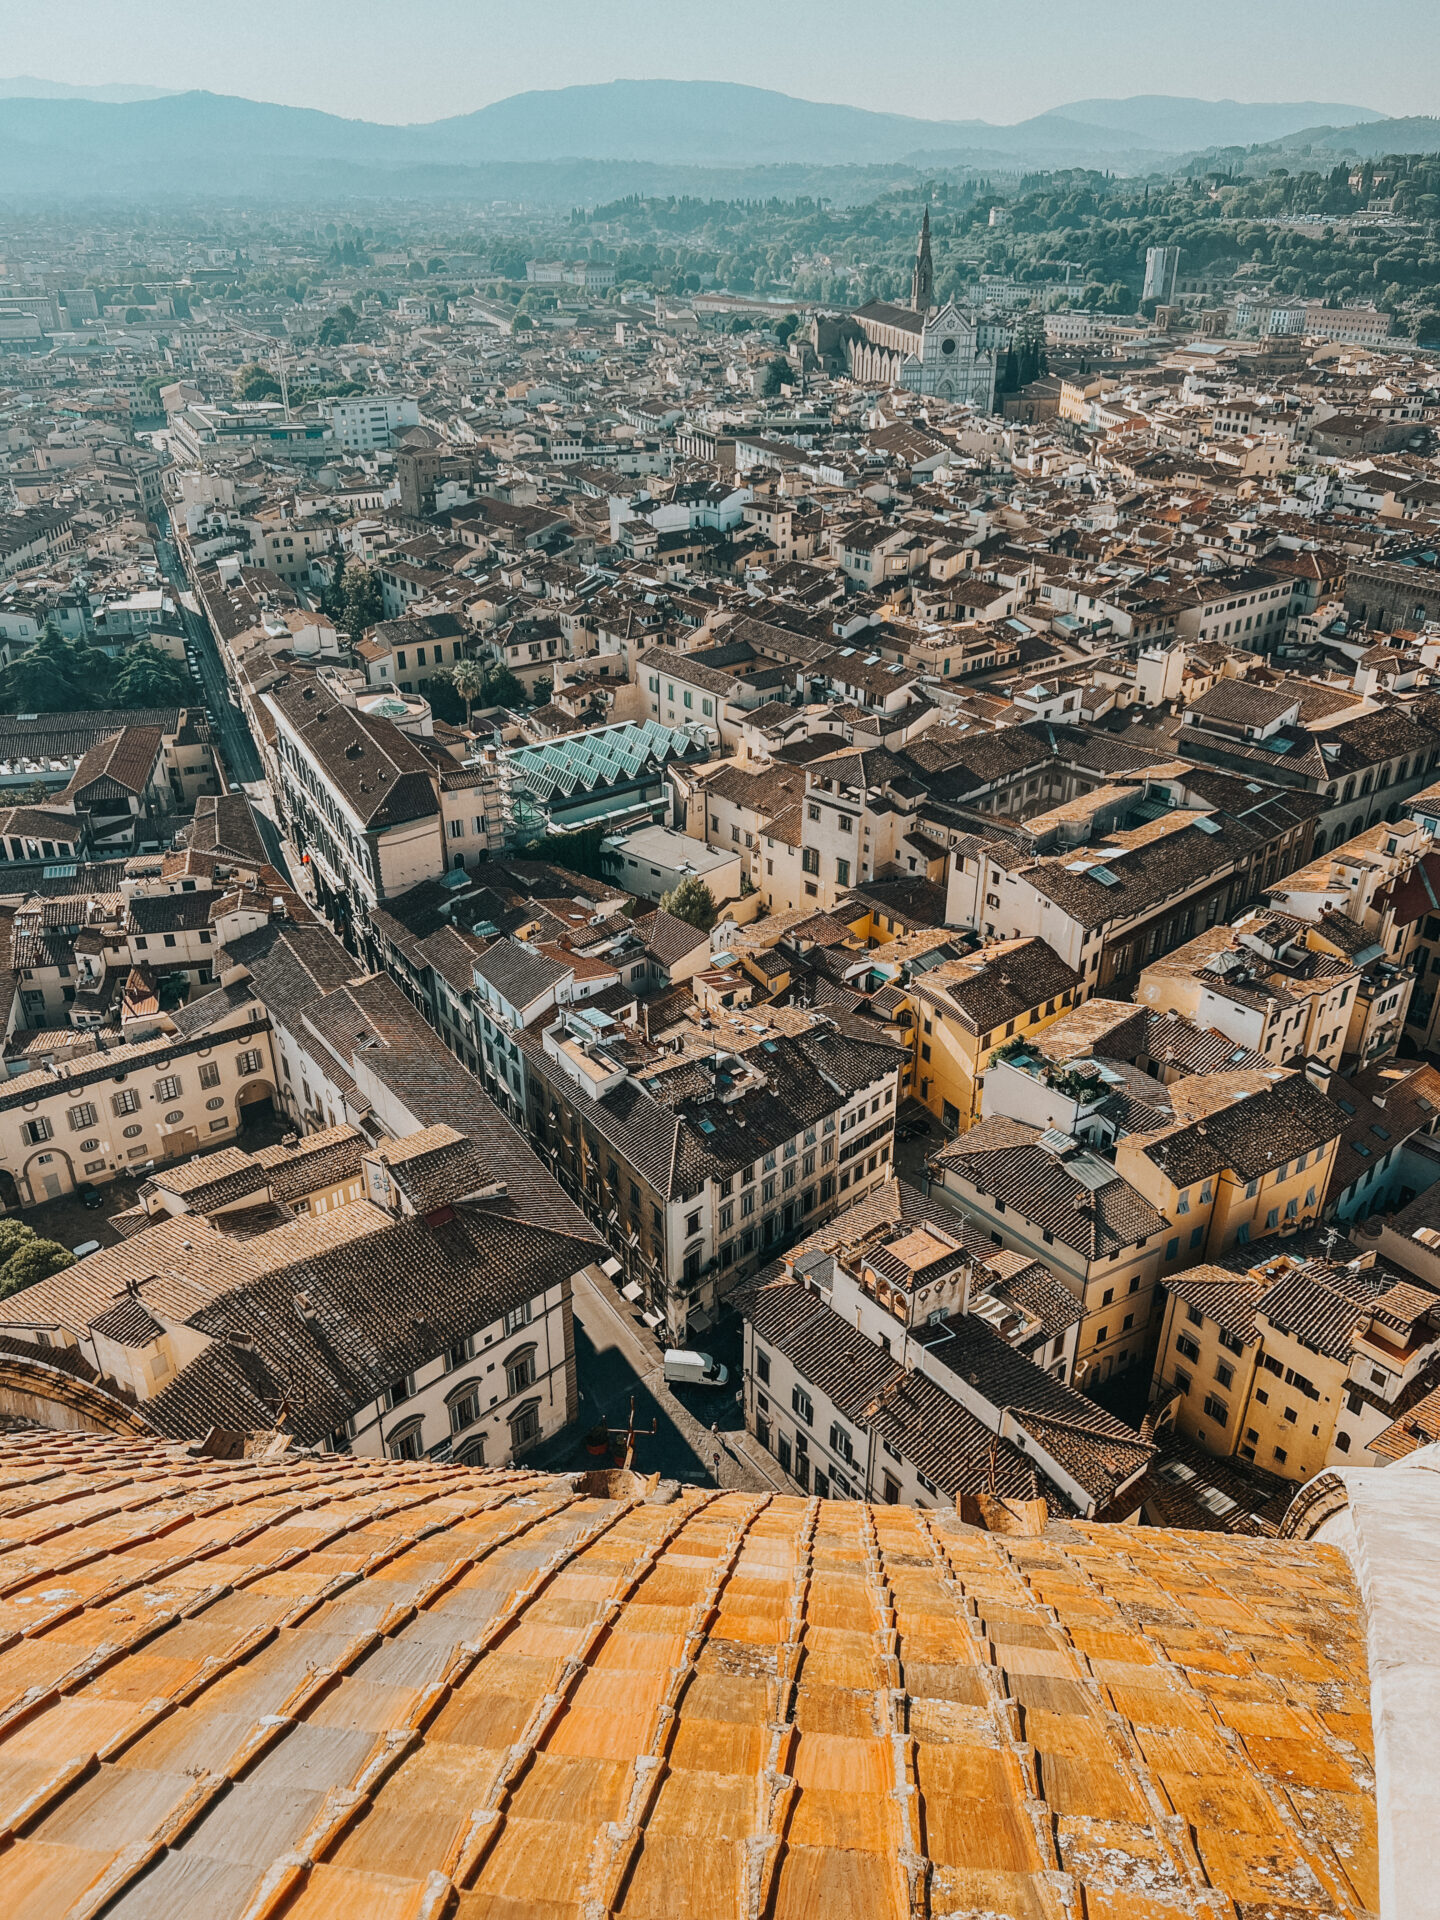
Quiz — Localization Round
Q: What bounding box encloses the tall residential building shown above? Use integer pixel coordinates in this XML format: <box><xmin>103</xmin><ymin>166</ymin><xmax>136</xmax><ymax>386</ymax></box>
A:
<box><xmin>1142</xmin><ymin>245</ymin><xmax>1181</xmax><ymax>305</ymax></box>
<box><xmin>327</xmin><ymin>393</ymin><xmax>419</xmax><ymax>451</ymax></box>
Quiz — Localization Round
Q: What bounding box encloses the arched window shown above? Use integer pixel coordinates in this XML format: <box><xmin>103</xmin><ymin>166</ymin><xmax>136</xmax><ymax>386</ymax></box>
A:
<box><xmin>509</xmin><ymin>1399</ymin><xmax>541</xmax><ymax>1451</ymax></box>
<box><xmin>386</xmin><ymin>1416</ymin><xmax>424</xmax><ymax>1462</ymax></box>
<box><xmin>505</xmin><ymin>1344</ymin><xmax>538</xmax><ymax>1398</ymax></box>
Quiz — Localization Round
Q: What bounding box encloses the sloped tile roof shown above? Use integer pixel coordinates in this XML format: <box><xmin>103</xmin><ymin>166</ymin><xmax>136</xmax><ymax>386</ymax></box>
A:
<box><xmin>0</xmin><ymin>1430</ymin><xmax>1379</xmax><ymax>1920</ymax></box>
<box><xmin>934</xmin><ymin>1118</ymin><xmax>1171</xmax><ymax>1260</ymax></box>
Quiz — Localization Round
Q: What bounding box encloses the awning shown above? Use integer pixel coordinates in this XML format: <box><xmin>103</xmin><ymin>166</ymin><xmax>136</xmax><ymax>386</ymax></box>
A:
<box><xmin>641</xmin><ymin>1310</ymin><xmax>664</xmax><ymax>1330</ymax></box>
<box><xmin>600</xmin><ymin>1256</ymin><xmax>623</xmax><ymax>1280</ymax></box>
<box><xmin>621</xmin><ymin>1281</ymin><xmax>643</xmax><ymax>1302</ymax></box>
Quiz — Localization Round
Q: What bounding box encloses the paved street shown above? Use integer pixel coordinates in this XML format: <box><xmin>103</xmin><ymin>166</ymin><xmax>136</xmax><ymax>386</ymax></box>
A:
<box><xmin>155</xmin><ymin>518</ymin><xmax>290</xmax><ymax>877</ymax></box>
<box><xmin>531</xmin><ymin>1267</ymin><xmax>795</xmax><ymax>1493</ymax></box>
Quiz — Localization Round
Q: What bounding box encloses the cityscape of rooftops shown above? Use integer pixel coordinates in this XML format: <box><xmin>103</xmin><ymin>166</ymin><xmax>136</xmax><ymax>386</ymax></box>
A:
<box><xmin>0</xmin><ymin>6</ymin><xmax>1434</xmax><ymax>1915</ymax></box>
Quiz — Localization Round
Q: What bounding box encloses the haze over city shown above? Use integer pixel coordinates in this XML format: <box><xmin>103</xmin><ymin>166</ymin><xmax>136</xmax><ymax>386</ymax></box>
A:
<box><xmin>0</xmin><ymin>0</ymin><xmax>1434</xmax><ymax>123</ymax></box>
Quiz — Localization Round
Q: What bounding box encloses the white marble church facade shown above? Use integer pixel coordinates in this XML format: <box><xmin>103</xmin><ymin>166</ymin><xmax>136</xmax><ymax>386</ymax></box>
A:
<box><xmin>848</xmin><ymin>301</ymin><xmax>1008</xmax><ymax>408</ymax></box>
<box><xmin>845</xmin><ymin>211</ymin><xmax>1009</xmax><ymax>410</ymax></box>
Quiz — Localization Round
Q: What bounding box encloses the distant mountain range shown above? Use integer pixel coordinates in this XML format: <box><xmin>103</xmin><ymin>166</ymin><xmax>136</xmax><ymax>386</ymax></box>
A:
<box><xmin>0</xmin><ymin>79</ymin><xmax>1408</xmax><ymax>199</ymax></box>
<box><xmin>1031</xmin><ymin>95</ymin><xmax>1386</xmax><ymax>148</ymax></box>
<box><xmin>0</xmin><ymin>75</ymin><xmax>175</xmax><ymax>104</ymax></box>
<box><xmin>1305</xmin><ymin>115</ymin><xmax>1440</xmax><ymax>157</ymax></box>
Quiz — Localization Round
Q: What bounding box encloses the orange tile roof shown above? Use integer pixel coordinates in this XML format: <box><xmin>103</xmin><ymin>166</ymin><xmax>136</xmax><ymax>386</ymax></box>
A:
<box><xmin>0</xmin><ymin>1432</ymin><xmax>1378</xmax><ymax>1920</ymax></box>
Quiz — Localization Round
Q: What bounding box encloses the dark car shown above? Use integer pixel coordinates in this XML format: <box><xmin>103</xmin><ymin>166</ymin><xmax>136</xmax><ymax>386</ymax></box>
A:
<box><xmin>77</xmin><ymin>1182</ymin><xmax>104</xmax><ymax>1209</ymax></box>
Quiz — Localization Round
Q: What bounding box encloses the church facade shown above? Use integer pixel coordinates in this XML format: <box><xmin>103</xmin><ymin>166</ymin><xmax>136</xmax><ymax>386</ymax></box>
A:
<box><xmin>843</xmin><ymin>209</ymin><xmax>1009</xmax><ymax>410</ymax></box>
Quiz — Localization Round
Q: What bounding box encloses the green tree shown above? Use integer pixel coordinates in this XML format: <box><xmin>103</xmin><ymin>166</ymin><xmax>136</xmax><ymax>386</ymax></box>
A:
<box><xmin>480</xmin><ymin>666</ymin><xmax>525</xmax><ymax>709</ymax></box>
<box><xmin>761</xmin><ymin>355</ymin><xmax>790</xmax><ymax>397</ymax></box>
<box><xmin>658</xmin><ymin>875</ymin><xmax>718</xmax><ymax>932</ymax></box>
<box><xmin>451</xmin><ymin>656</ymin><xmax>487</xmax><ymax>727</ymax></box>
<box><xmin>339</xmin><ymin>566</ymin><xmax>384</xmax><ymax>638</ymax></box>
<box><xmin>0</xmin><ymin>1220</ymin><xmax>74</xmax><ymax>1300</ymax></box>
<box><xmin>109</xmin><ymin>641</ymin><xmax>191</xmax><ymax>709</ymax></box>
<box><xmin>0</xmin><ymin>623</ymin><xmax>100</xmax><ymax>714</ymax></box>
<box><xmin>421</xmin><ymin>675</ymin><xmax>465</xmax><ymax>725</ymax></box>
<box><xmin>317</xmin><ymin>305</ymin><xmax>359</xmax><ymax>347</ymax></box>
<box><xmin>319</xmin><ymin>548</ymin><xmax>348</xmax><ymax>622</ymax></box>
<box><xmin>234</xmin><ymin>362</ymin><xmax>281</xmax><ymax>402</ymax></box>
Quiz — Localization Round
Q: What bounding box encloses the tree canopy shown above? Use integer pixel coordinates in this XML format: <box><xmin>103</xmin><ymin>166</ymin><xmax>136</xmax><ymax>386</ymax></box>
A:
<box><xmin>317</xmin><ymin>305</ymin><xmax>360</xmax><ymax>347</ymax></box>
<box><xmin>658</xmin><ymin>875</ymin><xmax>719</xmax><ymax>932</ymax></box>
<box><xmin>234</xmin><ymin>361</ymin><xmax>281</xmax><ymax>402</ymax></box>
<box><xmin>334</xmin><ymin>565</ymin><xmax>384</xmax><ymax>639</ymax></box>
<box><xmin>0</xmin><ymin>1218</ymin><xmax>74</xmax><ymax>1301</ymax></box>
<box><xmin>0</xmin><ymin>628</ymin><xmax>191</xmax><ymax>716</ymax></box>
<box><xmin>760</xmin><ymin>355</ymin><xmax>790</xmax><ymax>397</ymax></box>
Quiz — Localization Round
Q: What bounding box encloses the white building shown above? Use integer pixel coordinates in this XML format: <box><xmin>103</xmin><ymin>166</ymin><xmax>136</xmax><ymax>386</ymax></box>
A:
<box><xmin>328</xmin><ymin>394</ymin><xmax>421</xmax><ymax>451</ymax></box>
<box><xmin>602</xmin><ymin>822</ymin><xmax>743</xmax><ymax>905</ymax></box>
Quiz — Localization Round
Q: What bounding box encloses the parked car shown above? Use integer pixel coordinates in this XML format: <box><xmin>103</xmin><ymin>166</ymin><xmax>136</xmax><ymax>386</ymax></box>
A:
<box><xmin>76</xmin><ymin>1182</ymin><xmax>103</xmax><ymax>1210</ymax></box>
<box><xmin>662</xmin><ymin>1349</ymin><xmax>729</xmax><ymax>1388</ymax></box>
<box><xmin>71</xmin><ymin>1239</ymin><xmax>102</xmax><ymax>1259</ymax></box>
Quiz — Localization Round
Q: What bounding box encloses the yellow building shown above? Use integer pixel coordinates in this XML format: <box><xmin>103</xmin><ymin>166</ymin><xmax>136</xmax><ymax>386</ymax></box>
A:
<box><xmin>1114</xmin><ymin>1068</ymin><xmax>1343</xmax><ymax>1274</ymax></box>
<box><xmin>929</xmin><ymin>1118</ymin><xmax>1172</xmax><ymax>1385</ymax></box>
<box><xmin>1152</xmin><ymin>1252</ymin><xmax>1440</xmax><ymax>1482</ymax></box>
<box><xmin>1136</xmin><ymin>913</ymin><xmax>1359</xmax><ymax>1070</ymax></box>
<box><xmin>135</xmin><ymin>1123</ymin><xmax>368</xmax><ymax>1225</ymax></box>
<box><xmin>906</xmin><ymin>937</ymin><xmax>1083</xmax><ymax>1132</ymax></box>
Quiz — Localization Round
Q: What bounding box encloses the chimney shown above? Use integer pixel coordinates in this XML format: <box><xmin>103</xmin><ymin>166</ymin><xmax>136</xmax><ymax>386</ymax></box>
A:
<box><xmin>1303</xmin><ymin>1055</ymin><xmax>1335</xmax><ymax>1096</ymax></box>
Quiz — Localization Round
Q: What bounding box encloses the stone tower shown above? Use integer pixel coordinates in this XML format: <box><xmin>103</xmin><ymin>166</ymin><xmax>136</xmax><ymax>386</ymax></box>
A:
<box><xmin>911</xmin><ymin>206</ymin><xmax>935</xmax><ymax>313</ymax></box>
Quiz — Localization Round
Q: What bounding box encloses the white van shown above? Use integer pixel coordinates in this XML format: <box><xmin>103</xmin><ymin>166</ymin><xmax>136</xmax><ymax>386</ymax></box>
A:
<box><xmin>71</xmin><ymin>1240</ymin><xmax>102</xmax><ymax>1260</ymax></box>
<box><xmin>662</xmin><ymin>1348</ymin><xmax>729</xmax><ymax>1388</ymax></box>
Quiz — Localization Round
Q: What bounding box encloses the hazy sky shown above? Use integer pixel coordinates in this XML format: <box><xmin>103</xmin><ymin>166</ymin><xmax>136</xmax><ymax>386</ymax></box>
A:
<box><xmin>0</xmin><ymin>0</ymin><xmax>1434</xmax><ymax>125</ymax></box>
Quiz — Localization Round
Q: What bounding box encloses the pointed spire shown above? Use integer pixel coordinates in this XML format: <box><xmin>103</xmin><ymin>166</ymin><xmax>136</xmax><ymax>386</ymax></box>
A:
<box><xmin>911</xmin><ymin>206</ymin><xmax>935</xmax><ymax>314</ymax></box>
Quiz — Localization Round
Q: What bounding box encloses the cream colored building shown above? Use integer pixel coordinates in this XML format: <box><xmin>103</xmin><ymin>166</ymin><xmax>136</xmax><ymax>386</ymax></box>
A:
<box><xmin>0</xmin><ymin>990</ymin><xmax>276</xmax><ymax>1206</ymax></box>
<box><xmin>1151</xmin><ymin>1252</ymin><xmax>1440</xmax><ymax>1483</ymax></box>
<box><xmin>928</xmin><ymin>1119</ymin><xmax>1172</xmax><ymax>1385</ymax></box>
<box><xmin>1114</xmin><ymin>1069</ymin><xmax>1343</xmax><ymax>1276</ymax></box>
<box><xmin>1136</xmin><ymin>913</ymin><xmax>1359</xmax><ymax>1070</ymax></box>
<box><xmin>0</xmin><ymin>1122</ymin><xmax>585</xmax><ymax>1471</ymax></box>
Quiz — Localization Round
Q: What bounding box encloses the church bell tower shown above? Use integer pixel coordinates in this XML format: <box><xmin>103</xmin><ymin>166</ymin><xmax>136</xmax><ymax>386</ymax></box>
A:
<box><xmin>911</xmin><ymin>206</ymin><xmax>935</xmax><ymax>313</ymax></box>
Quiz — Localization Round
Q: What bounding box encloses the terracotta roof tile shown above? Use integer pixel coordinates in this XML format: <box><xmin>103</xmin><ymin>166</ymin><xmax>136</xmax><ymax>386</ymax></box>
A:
<box><xmin>0</xmin><ymin>1432</ymin><xmax>1378</xmax><ymax>1920</ymax></box>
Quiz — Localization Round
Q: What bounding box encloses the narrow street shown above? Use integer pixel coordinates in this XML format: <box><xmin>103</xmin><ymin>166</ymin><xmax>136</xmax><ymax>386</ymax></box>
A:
<box><xmin>531</xmin><ymin>1267</ymin><xmax>794</xmax><ymax>1493</ymax></box>
<box><xmin>154</xmin><ymin>516</ymin><xmax>291</xmax><ymax>877</ymax></box>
